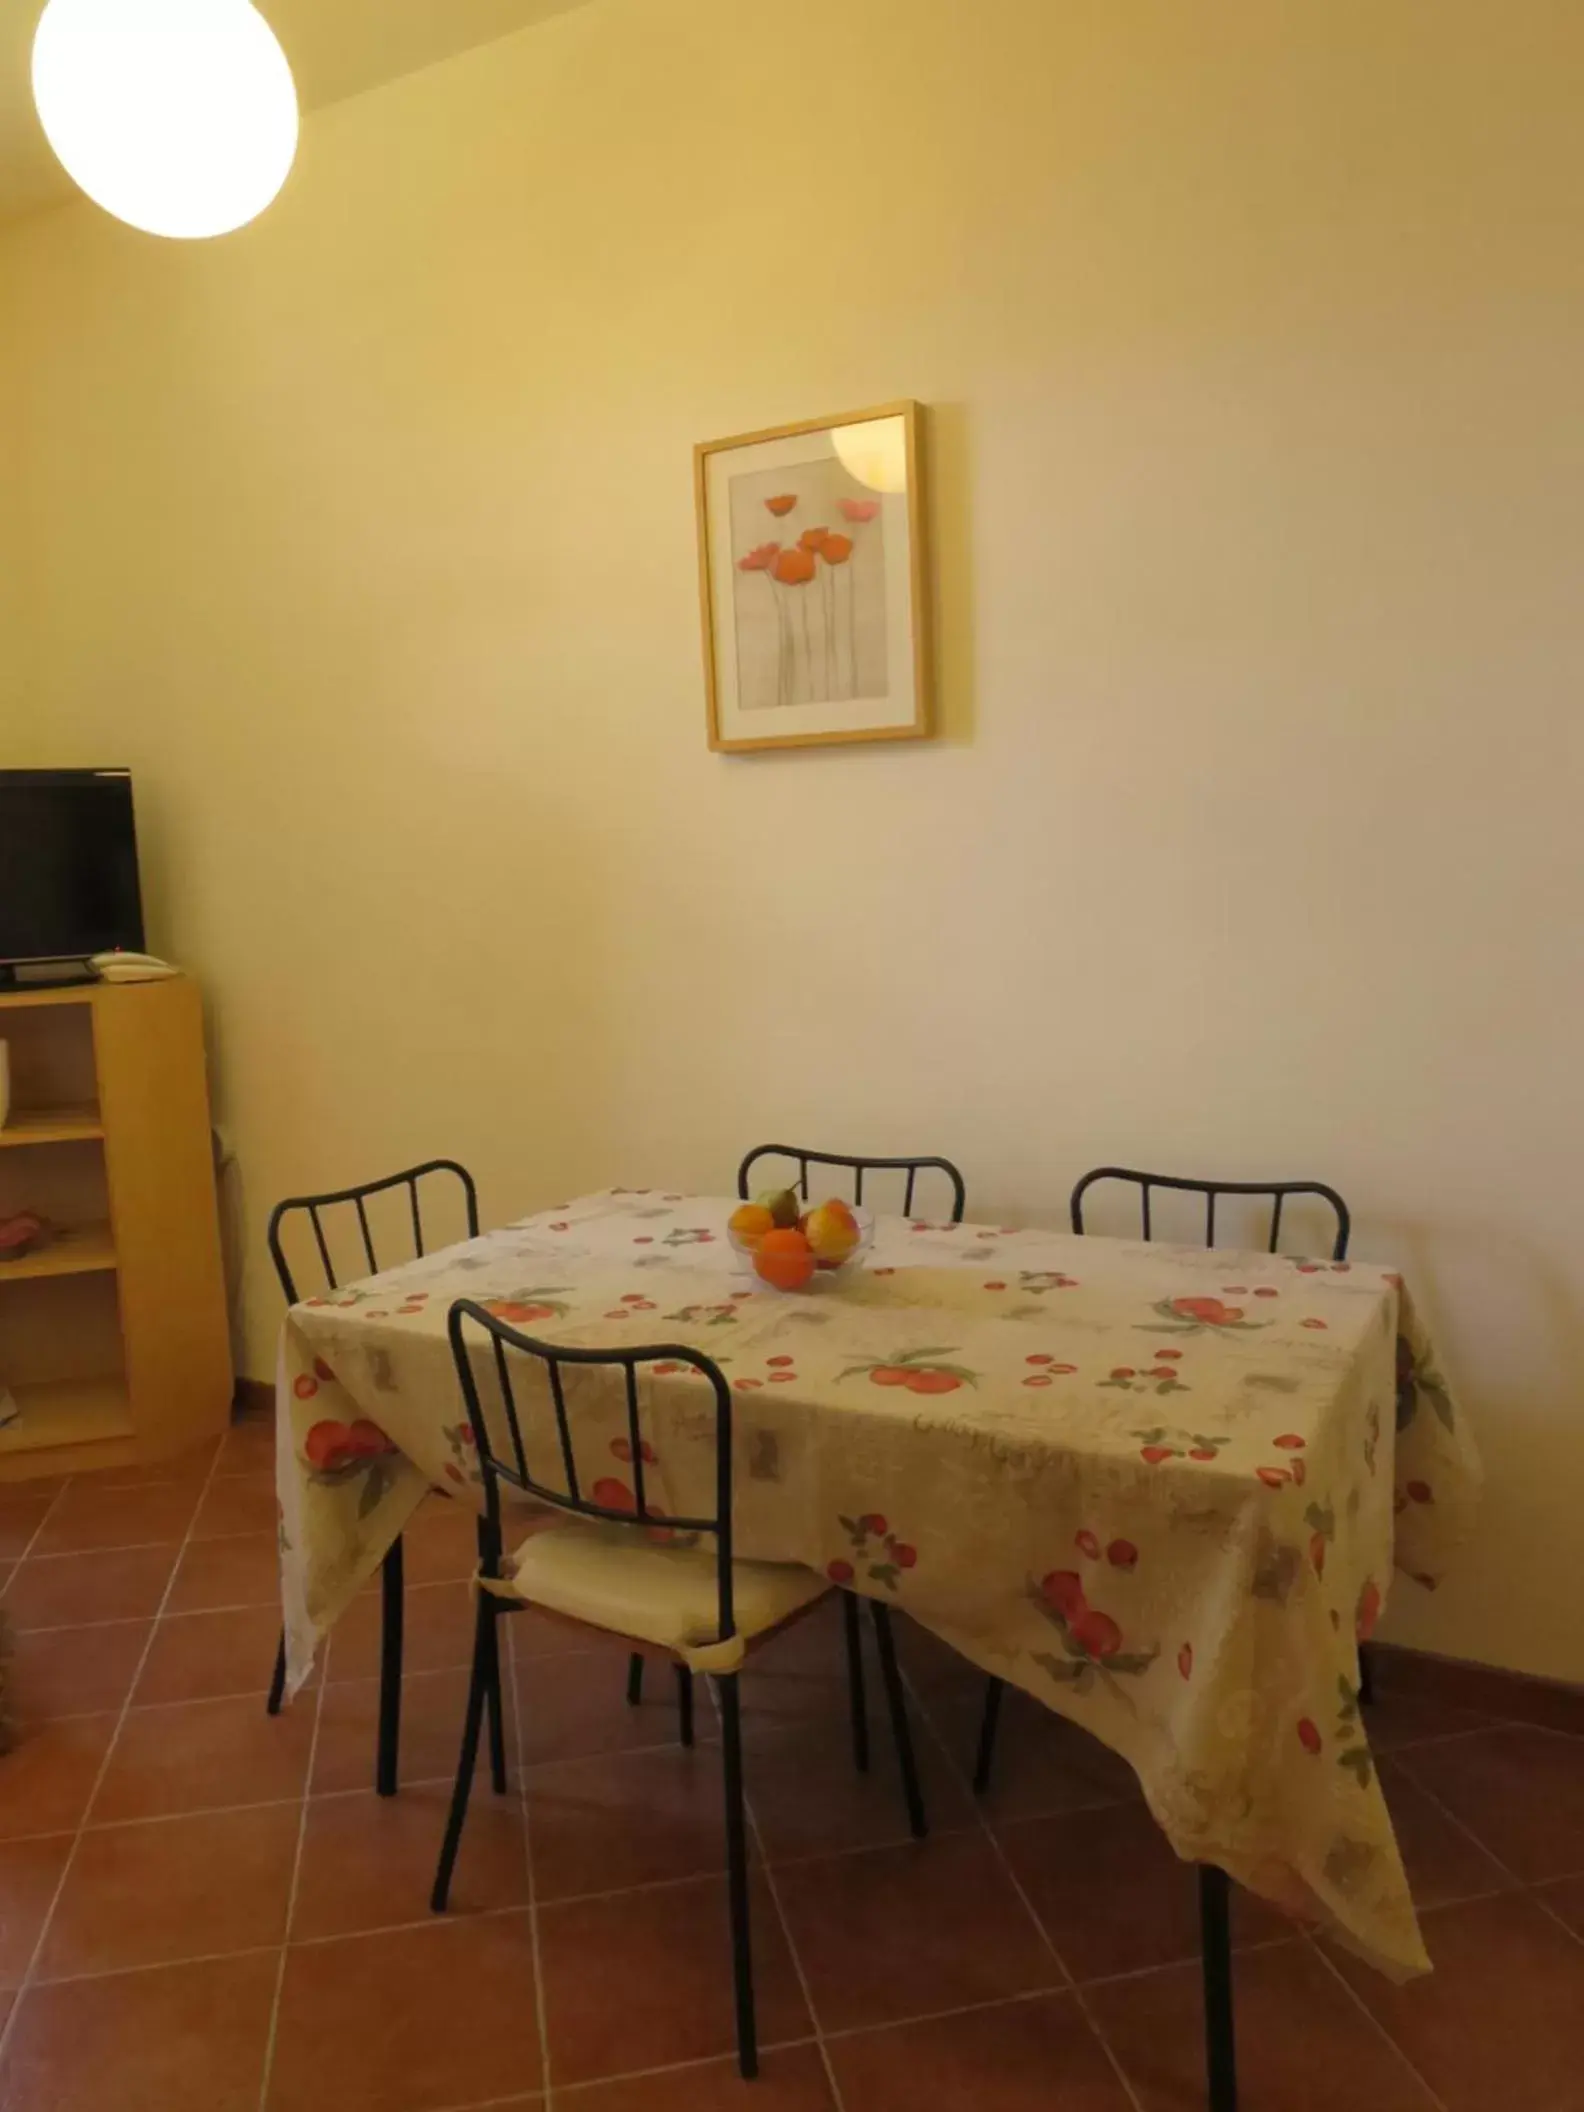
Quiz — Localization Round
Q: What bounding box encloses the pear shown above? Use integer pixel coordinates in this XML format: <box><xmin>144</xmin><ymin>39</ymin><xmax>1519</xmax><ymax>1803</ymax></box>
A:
<box><xmin>756</xmin><ymin>1186</ymin><xmax>802</xmax><ymax>1230</ymax></box>
<box><xmin>804</xmin><ymin>1201</ymin><xmax>861</xmax><ymax>1266</ymax></box>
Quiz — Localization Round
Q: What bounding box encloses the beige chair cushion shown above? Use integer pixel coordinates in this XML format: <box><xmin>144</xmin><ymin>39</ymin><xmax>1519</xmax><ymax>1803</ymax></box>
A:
<box><xmin>483</xmin><ymin>1515</ymin><xmax>830</xmax><ymax>1673</ymax></box>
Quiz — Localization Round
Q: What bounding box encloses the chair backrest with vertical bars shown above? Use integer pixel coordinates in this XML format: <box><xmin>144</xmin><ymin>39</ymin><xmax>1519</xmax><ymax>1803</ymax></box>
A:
<box><xmin>737</xmin><ymin>1144</ymin><xmax>967</xmax><ymax>1224</ymax></box>
<box><xmin>1069</xmin><ymin>1167</ymin><xmax>1351</xmax><ymax>1260</ymax></box>
<box><xmin>446</xmin><ymin>1300</ymin><xmax>739</xmax><ymax>1641</ymax></box>
<box><xmin>266</xmin><ymin>1159</ymin><xmax>480</xmax><ymax>1304</ymax></box>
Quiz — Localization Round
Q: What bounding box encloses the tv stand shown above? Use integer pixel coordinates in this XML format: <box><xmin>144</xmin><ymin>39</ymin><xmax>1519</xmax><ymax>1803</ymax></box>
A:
<box><xmin>0</xmin><ymin>961</ymin><xmax>96</xmax><ymax>992</ymax></box>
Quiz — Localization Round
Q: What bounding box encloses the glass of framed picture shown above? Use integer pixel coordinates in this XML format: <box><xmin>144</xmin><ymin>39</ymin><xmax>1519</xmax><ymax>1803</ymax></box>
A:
<box><xmin>695</xmin><ymin>400</ymin><xmax>931</xmax><ymax>753</ymax></box>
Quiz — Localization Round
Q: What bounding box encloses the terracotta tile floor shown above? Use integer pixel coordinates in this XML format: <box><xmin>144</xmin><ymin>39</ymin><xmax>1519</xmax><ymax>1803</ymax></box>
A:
<box><xmin>0</xmin><ymin>1427</ymin><xmax>1579</xmax><ymax>2109</ymax></box>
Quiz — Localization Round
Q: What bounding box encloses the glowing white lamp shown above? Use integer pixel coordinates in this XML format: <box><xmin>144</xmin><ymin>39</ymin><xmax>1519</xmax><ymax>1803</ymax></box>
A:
<box><xmin>32</xmin><ymin>0</ymin><xmax>298</xmax><ymax>240</ymax></box>
<box><xmin>830</xmin><ymin>415</ymin><xmax>908</xmax><ymax>495</ymax></box>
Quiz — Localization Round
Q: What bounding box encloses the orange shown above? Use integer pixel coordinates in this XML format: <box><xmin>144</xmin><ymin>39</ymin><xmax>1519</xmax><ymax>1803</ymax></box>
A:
<box><xmin>729</xmin><ymin>1201</ymin><xmax>775</xmax><ymax>1250</ymax></box>
<box><xmin>754</xmin><ymin>1227</ymin><xmax>817</xmax><ymax>1291</ymax></box>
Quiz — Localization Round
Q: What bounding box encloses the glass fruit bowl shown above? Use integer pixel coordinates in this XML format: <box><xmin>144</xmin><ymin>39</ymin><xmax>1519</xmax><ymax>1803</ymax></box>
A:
<box><xmin>728</xmin><ymin>1197</ymin><xmax>873</xmax><ymax>1292</ymax></box>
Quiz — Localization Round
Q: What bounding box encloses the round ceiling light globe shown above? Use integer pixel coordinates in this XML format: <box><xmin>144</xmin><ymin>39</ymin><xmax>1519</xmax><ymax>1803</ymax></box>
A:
<box><xmin>32</xmin><ymin>0</ymin><xmax>298</xmax><ymax>240</ymax></box>
<box><xmin>830</xmin><ymin>417</ymin><xmax>909</xmax><ymax>495</ymax></box>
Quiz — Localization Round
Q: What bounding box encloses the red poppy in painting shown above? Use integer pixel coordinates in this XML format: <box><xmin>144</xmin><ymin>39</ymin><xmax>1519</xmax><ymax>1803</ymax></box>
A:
<box><xmin>772</xmin><ymin>546</ymin><xmax>817</xmax><ymax>585</ymax></box>
<box><xmin>797</xmin><ymin>527</ymin><xmax>830</xmax><ymax>553</ymax></box>
<box><xmin>765</xmin><ymin>494</ymin><xmax>798</xmax><ymax>517</ymax></box>
<box><xmin>840</xmin><ymin>497</ymin><xmax>880</xmax><ymax>523</ymax></box>
<box><xmin>737</xmin><ymin>542</ymin><xmax>781</xmax><ymax>572</ymax></box>
<box><xmin>819</xmin><ymin>531</ymin><xmax>854</xmax><ymax>565</ymax></box>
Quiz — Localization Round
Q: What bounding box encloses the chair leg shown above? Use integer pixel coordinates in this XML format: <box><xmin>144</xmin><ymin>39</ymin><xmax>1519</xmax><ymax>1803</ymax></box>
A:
<box><xmin>1199</xmin><ymin>1864</ymin><xmax>1239</xmax><ymax>2112</ymax></box>
<box><xmin>842</xmin><ymin>1590</ymin><xmax>870</xmax><ymax>1774</ymax></box>
<box><xmin>376</xmin><ymin>1537</ymin><xmax>404</xmax><ymax>1798</ymax></box>
<box><xmin>1358</xmin><ymin>1643</ymin><xmax>1375</xmax><ymax>1707</ymax></box>
<box><xmin>717</xmin><ymin>1672</ymin><xmax>758</xmax><ymax>2081</ymax></box>
<box><xmin>431</xmin><ymin>1592</ymin><xmax>493</xmax><ymax>1913</ymax></box>
<box><xmin>266</xmin><ymin>1632</ymin><xmax>287</xmax><ymax>1717</ymax></box>
<box><xmin>482</xmin><ymin>1595</ymin><xmax>509</xmax><ymax>1794</ymax></box>
<box><xmin>675</xmin><ymin>1663</ymin><xmax>695</xmax><ymax>1748</ymax></box>
<box><xmin>626</xmin><ymin>1652</ymin><xmax>646</xmax><ymax>1706</ymax></box>
<box><xmin>869</xmin><ymin>1602</ymin><xmax>928</xmax><ymax>1840</ymax></box>
<box><xmin>973</xmin><ymin>1676</ymin><xmax>1005</xmax><ymax>1796</ymax></box>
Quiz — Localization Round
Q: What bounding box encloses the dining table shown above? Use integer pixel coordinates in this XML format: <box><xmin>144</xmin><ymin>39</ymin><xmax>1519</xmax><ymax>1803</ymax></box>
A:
<box><xmin>275</xmin><ymin>1186</ymin><xmax>1480</xmax><ymax>1981</ymax></box>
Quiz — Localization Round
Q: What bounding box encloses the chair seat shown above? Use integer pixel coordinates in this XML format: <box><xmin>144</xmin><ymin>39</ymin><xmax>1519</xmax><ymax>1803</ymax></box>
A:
<box><xmin>485</xmin><ymin>1515</ymin><xmax>830</xmax><ymax>1673</ymax></box>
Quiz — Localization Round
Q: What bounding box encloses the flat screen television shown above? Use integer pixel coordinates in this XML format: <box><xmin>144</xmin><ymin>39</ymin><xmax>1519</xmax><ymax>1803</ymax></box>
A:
<box><xmin>0</xmin><ymin>770</ymin><xmax>146</xmax><ymax>979</ymax></box>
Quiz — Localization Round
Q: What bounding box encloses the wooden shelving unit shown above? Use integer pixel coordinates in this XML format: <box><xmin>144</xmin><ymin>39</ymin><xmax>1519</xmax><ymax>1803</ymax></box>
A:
<box><xmin>0</xmin><ymin>978</ymin><xmax>231</xmax><ymax>1480</ymax></box>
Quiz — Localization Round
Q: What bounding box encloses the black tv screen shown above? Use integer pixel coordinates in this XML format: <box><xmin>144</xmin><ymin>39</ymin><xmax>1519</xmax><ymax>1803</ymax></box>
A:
<box><xmin>0</xmin><ymin>770</ymin><xmax>146</xmax><ymax>965</ymax></box>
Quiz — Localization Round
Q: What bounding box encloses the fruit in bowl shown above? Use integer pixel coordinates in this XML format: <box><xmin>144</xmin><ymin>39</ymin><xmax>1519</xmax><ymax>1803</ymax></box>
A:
<box><xmin>728</xmin><ymin>1191</ymin><xmax>869</xmax><ymax>1291</ymax></box>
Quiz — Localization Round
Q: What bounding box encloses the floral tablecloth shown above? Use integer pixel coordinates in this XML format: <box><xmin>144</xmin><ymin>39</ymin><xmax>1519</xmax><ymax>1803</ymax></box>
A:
<box><xmin>276</xmin><ymin>1189</ymin><xmax>1479</xmax><ymax>1978</ymax></box>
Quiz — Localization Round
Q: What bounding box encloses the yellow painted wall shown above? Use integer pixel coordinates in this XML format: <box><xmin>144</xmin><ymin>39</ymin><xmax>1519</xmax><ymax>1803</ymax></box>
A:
<box><xmin>2</xmin><ymin>0</ymin><xmax>1581</xmax><ymax>1679</ymax></box>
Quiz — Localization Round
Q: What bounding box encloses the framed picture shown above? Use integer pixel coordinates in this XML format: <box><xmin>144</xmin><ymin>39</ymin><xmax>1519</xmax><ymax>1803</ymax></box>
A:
<box><xmin>695</xmin><ymin>401</ymin><xmax>931</xmax><ymax>753</ymax></box>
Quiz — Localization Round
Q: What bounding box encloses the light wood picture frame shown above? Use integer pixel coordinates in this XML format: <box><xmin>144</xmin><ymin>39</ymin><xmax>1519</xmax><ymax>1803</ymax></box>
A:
<box><xmin>696</xmin><ymin>401</ymin><xmax>932</xmax><ymax>753</ymax></box>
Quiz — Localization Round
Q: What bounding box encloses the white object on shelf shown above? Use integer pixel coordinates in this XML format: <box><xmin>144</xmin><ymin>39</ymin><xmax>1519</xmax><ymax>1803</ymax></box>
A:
<box><xmin>90</xmin><ymin>952</ymin><xmax>178</xmax><ymax>984</ymax></box>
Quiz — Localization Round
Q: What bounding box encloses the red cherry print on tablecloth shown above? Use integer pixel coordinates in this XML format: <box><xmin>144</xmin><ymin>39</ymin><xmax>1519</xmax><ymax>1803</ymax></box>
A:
<box><xmin>734</xmin><ymin>1378</ymin><xmax>763</xmax><ymax>1392</ymax></box>
<box><xmin>870</xmin><ymin>1366</ymin><xmax>912</xmax><ymax>1388</ymax></box>
<box><xmin>1407</xmin><ymin>1480</ymin><xmax>1433</xmax><ymax>1504</ymax></box>
<box><xmin>1310</xmin><ymin>1532</ymin><xmax>1327</xmax><ymax>1577</ymax></box>
<box><xmin>1112</xmin><ymin>1367</ymin><xmax>1136</xmax><ymax>1381</ymax></box>
<box><xmin>1296</xmin><ymin>1264</ymin><xmax>1322</xmax><ymax>1274</ymax></box>
<box><xmin>1107</xmin><ymin>1539</ymin><xmax>1138</xmax><ymax>1570</ymax></box>
<box><xmin>1189</xmin><ymin>1446</ymin><xmax>1218</xmax><ymax>1461</ymax></box>
<box><xmin>1024</xmin><ymin>1375</ymin><xmax>1053</xmax><ymax>1388</ymax></box>
<box><xmin>1256</xmin><ymin>1465</ymin><xmax>1291</xmax><ymax>1489</ymax></box>
<box><xmin>312</xmin><ymin>1357</ymin><xmax>336</xmax><ymax>1383</ymax></box>
<box><xmin>1273</xmin><ymin>1434</ymin><xmax>1306</xmax><ymax>1450</ymax></box>
<box><xmin>1070</xmin><ymin>1609</ymin><xmax>1123</xmax><ymax>1659</ymax></box>
<box><xmin>983</xmin><ymin>1281</ymin><xmax>1007</xmax><ymax>1291</ymax></box>
<box><xmin>1075</xmin><ymin>1529</ymin><xmax>1102</xmax><ymax>1560</ymax></box>
<box><xmin>827</xmin><ymin>1559</ymin><xmax>855</xmax><ymax>1584</ymax></box>
<box><xmin>1040</xmin><ymin>1570</ymin><xmax>1088</xmax><ymax>1620</ymax></box>
<box><xmin>303</xmin><ymin>1420</ymin><xmax>348</xmax><ymax>1467</ymax></box>
<box><xmin>1254</xmin><ymin>1287</ymin><xmax>1279</xmax><ymax>1299</ymax></box>
<box><xmin>767</xmin><ymin>1356</ymin><xmax>794</xmax><ymax>1368</ymax></box>
<box><xmin>1155</xmin><ymin>1349</ymin><xmax>1182</xmax><ymax>1361</ymax></box>
<box><xmin>1290</xmin><ymin>1458</ymin><xmax>1307</xmax><ymax>1484</ymax></box>
<box><xmin>633</xmin><ymin>1237</ymin><xmax>654</xmax><ymax>1245</ymax></box>
<box><xmin>860</xmin><ymin>1514</ymin><xmax>889</xmax><ymax>1535</ymax></box>
<box><xmin>769</xmin><ymin>1371</ymin><xmax>796</xmax><ymax>1382</ymax></box>
<box><xmin>591</xmin><ymin>1478</ymin><xmax>638</xmax><ymax>1513</ymax></box>
<box><xmin>1178</xmin><ymin>1642</ymin><xmax>1194</xmax><ymax>1680</ymax></box>
<box><xmin>445</xmin><ymin>1463</ymin><xmax>464</xmax><ymax>1483</ymax></box>
<box><xmin>892</xmin><ymin>1543</ymin><xmax>918</xmax><ymax>1569</ymax></box>
<box><xmin>1141</xmin><ymin>1445</ymin><xmax>1173</xmax><ymax>1465</ymax></box>
<box><xmin>1356</xmin><ymin>1580</ymin><xmax>1383</xmax><ymax>1639</ymax></box>
<box><xmin>1297</xmin><ymin>1718</ymin><xmax>1323</xmax><ymax>1755</ymax></box>
<box><xmin>872</xmin><ymin>1266</ymin><xmax>897</xmax><ymax>1277</ymax></box>
<box><xmin>293</xmin><ymin>1374</ymin><xmax>319</xmax><ymax>1400</ymax></box>
<box><xmin>1301</xmin><ymin>1318</ymin><xmax>1328</xmax><ymax>1330</ymax></box>
<box><xmin>549</xmin><ymin>1222</ymin><xmax>569</xmax><ymax>1232</ymax></box>
<box><xmin>1145</xmin><ymin>1366</ymin><xmax>1178</xmax><ymax>1380</ymax></box>
<box><xmin>1027</xmin><ymin>1354</ymin><xmax>1053</xmax><ymax>1366</ymax></box>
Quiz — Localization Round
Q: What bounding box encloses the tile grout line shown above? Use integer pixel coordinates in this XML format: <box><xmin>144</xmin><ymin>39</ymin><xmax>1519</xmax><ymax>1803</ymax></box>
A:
<box><xmin>1390</xmin><ymin>1744</ymin><xmax>1584</xmax><ymax>1948</ymax></box>
<box><xmin>1301</xmin><ymin>1935</ymin><xmax>1453</xmax><ymax>2112</ymax></box>
<box><xmin>904</xmin><ymin>1662</ymin><xmax>1150</xmax><ymax>2112</ymax></box>
<box><xmin>255</xmin><ymin>1624</ymin><xmax>327</xmax><ymax>2110</ymax></box>
<box><xmin>0</xmin><ymin>1444</ymin><xmax>231</xmax><ymax>2073</ymax></box>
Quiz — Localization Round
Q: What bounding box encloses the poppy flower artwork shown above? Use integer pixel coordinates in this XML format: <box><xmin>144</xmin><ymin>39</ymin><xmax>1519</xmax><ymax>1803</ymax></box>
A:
<box><xmin>697</xmin><ymin>401</ymin><xmax>932</xmax><ymax>751</ymax></box>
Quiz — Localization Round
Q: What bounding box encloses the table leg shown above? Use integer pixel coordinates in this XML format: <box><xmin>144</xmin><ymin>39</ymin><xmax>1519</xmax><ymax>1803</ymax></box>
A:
<box><xmin>376</xmin><ymin>1537</ymin><xmax>405</xmax><ymax>1798</ymax></box>
<box><xmin>1199</xmin><ymin>1864</ymin><xmax>1238</xmax><ymax>2111</ymax></box>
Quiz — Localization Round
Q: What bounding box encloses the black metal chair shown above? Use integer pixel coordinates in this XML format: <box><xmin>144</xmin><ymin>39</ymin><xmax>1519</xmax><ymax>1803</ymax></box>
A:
<box><xmin>1069</xmin><ymin>1166</ymin><xmax>1351</xmax><ymax>1260</ymax></box>
<box><xmin>737</xmin><ymin>1142</ymin><xmax>967</xmax><ymax>1224</ymax></box>
<box><xmin>265</xmin><ymin>1159</ymin><xmax>486</xmax><ymax>1799</ymax></box>
<box><xmin>974</xmin><ymin>1164</ymin><xmax>1354</xmax><ymax>2112</ymax></box>
<box><xmin>433</xmin><ymin>1301</ymin><xmax>929</xmax><ymax>2080</ymax></box>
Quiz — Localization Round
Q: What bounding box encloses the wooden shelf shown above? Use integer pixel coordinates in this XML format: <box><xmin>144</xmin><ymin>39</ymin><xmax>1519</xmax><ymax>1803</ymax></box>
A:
<box><xmin>0</xmin><ymin>1374</ymin><xmax>134</xmax><ymax>1456</ymax></box>
<box><xmin>0</xmin><ymin>1221</ymin><xmax>116</xmax><ymax>1282</ymax></box>
<box><xmin>0</xmin><ymin>1105</ymin><xmax>104</xmax><ymax>1149</ymax></box>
